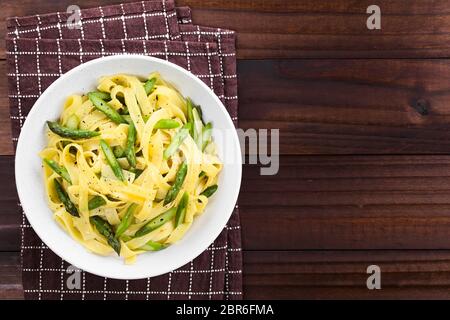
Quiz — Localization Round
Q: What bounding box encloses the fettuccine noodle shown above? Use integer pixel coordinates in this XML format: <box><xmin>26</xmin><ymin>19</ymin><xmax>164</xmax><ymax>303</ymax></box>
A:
<box><xmin>40</xmin><ymin>72</ymin><xmax>222</xmax><ymax>264</ymax></box>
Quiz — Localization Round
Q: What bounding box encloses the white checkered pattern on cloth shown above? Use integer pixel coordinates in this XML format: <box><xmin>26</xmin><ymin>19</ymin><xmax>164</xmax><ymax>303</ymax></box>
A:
<box><xmin>6</xmin><ymin>0</ymin><xmax>242</xmax><ymax>300</ymax></box>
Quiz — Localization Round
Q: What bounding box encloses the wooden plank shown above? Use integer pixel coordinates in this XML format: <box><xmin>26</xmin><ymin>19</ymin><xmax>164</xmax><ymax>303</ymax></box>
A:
<box><xmin>4</xmin><ymin>250</ymin><xmax>450</xmax><ymax>299</ymax></box>
<box><xmin>240</xmin><ymin>155</ymin><xmax>450</xmax><ymax>250</ymax></box>
<box><xmin>0</xmin><ymin>252</ymin><xmax>22</xmax><ymax>299</ymax></box>
<box><xmin>0</xmin><ymin>155</ymin><xmax>19</xmax><ymax>251</ymax></box>
<box><xmin>187</xmin><ymin>0</ymin><xmax>450</xmax><ymax>59</ymax></box>
<box><xmin>5</xmin><ymin>58</ymin><xmax>450</xmax><ymax>156</ymax></box>
<box><xmin>180</xmin><ymin>0</ymin><xmax>450</xmax><ymax>13</ymax></box>
<box><xmin>244</xmin><ymin>250</ymin><xmax>450</xmax><ymax>299</ymax></box>
<box><xmin>2</xmin><ymin>0</ymin><xmax>450</xmax><ymax>59</ymax></box>
<box><xmin>239</xmin><ymin>59</ymin><xmax>450</xmax><ymax>154</ymax></box>
<box><xmin>5</xmin><ymin>155</ymin><xmax>450</xmax><ymax>250</ymax></box>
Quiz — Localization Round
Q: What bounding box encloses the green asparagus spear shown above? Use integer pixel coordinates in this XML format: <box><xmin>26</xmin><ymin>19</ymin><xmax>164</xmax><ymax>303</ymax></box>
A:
<box><xmin>135</xmin><ymin>207</ymin><xmax>177</xmax><ymax>237</ymax></box>
<box><xmin>65</xmin><ymin>114</ymin><xmax>80</xmax><ymax>129</ymax></box>
<box><xmin>88</xmin><ymin>92</ymin><xmax>126</xmax><ymax>124</ymax></box>
<box><xmin>144</xmin><ymin>78</ymin><xmax>156</xmax><ymax>95</ymax></box>
<box><xmin>90</xmin><ymin>216</ymin><xmax>121</xmax><ymax>255</ymax></box>
<box><xmin>186</xmin><ymin>98</ymin><xmax>194</xmax><ymax>122</ymax></box>
<box><xmin>113</xmin><ymin>145</ymin><xmax>125</xmax><ymax>158</ymax></box>
<box><xmin>43</xmin><ymin>159</ymin><xmax>72</xmax><ymax>184</ymax></box>
<box><xmin>196</xmin><ymin>105</ymin><xmax>204</xmax><ymax>124</ymax></box>
<box><xmin>122</xmin><ymin>115</ymin><xmax>132</xmax><ymax>124</ymax></box>
<box><xmin>192</xmin><ymin>107</ymin><xmax>203</xmax><ymax>147</ymax></box>
<box><xmin>154</xmin><ymin>119</ymin><xmax>181</xmax><ymax>129</ymax></box>
<box><xmin>54</xmin><ymin>179</ymin><xmax>79</xmax><ymax>217</ymax></box>
<box><xmin>136</xmin><ymin>170</ymin><xmax>144</xmax><ymax>179</ymax></box>
<box><xmin>175</xmin><ymin>192</ymin><xmax>189</xmax><ymax>227</ymax></box>
<box><xmin>47</xmin><ymin>121</ymin><xmax>100</xmax><ymax>140</ymax></box>
<box><xmin>130</xmin><ymin>168</ymin><xmax>144</xmax><ymax>179</ymax></box>
<box><xmin>201</xmin><ymin>185</ymin><xmax>218</xmax><ymax>198</ymax></box>
<box><xmin>186</xmin><ymin>98</ymin><xmax>194</xmax><ymax>137</ymax></box>
<box><xmin>120</xmin><ymin>106</ymin><xmax>129</xmax><ymax>115</ymax></box>
<box><xmin>140</xmin><ymin>241</ymin><xmax>167</xmax><ymax>251</ymax></box>
<box><xmin>163</xmin><ymin>123</ymin><xmax>192</xmax><ymax>159</ymax></box>
<box><xmin>125</xmin><ymin>122</ymin><xmax>137</xmax><ymax>168</ymax></box>
<box><xmin>88</xmin><ymin>196</ymin><xmax>107</xmax><ymax>210</ymax></box>
<box><xmin>89</xmin><ymin>91</ymin><xmax>111</xmax><ymax>101</ymax></box>
<box><xmin>164</xmin><ymin>162</ymin><xmax>188</xmax><ymax>205</ymax></box>
<box><xmin>115</xmin><ymin>203</ymin><xmax>137</xmax><ymax>238</ymax></box>
<box><xmin>100</xmin><ymin>140</ymin><xmax>125</xmax><ymax>181</ymax></box>
<box><xmin>120</xmin><ymin>235</ymin><xmax>133</xmax><ymax>242</ymax></box>
<box><xmin>201</xmin><ymin>122</ymin><xmax>212</xmax><ymax>151</ymax></box>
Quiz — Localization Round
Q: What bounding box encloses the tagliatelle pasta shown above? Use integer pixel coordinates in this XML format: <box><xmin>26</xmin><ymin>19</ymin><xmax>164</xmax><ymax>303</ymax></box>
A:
<box><xmin>40</xmin><ymin>72</ymin><xmax>222</xmax><ymax>264</ymax></box>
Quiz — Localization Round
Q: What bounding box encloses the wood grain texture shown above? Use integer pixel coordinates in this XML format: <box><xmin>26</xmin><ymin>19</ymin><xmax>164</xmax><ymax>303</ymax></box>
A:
<box><xmin>241</xmin><ymin>155</ymin><xmax>450</xmax><ymax>250</ymax></box>
<box><xmin>0</xmin><ymin>156</ymin><xmax>18</xmax><ymax>251</ymax></box>
<box><xmin>183</xmin><ymin>0</ymin><xmax>450</xmax><ymax>59</ymax></box>
<box><xmin>5</xmin><ymin>58</ymin><xmax>450</xmax><ymax>156</ymax></box>
<box><xmin>0</xmin><ymin>252</ymin><xmax>22</xmax><ymax>299</ymax></box>
<box><xmin>2</xmin><ymin>0</ymin><xmax>450</xmax><ymax>59</ymax></box>
<box><xmin>0</xmin><ymin>62</ymin><xmax>13</xmax><ymax>155</ymax></box>
<box><xmin>2</xmin><ymin>0</ymin><xmax>450</xmax><ymax>300</ymax></box>
<box><xmin>244</xmin><ymin>250</ymin><xmax>450</xmax><ymax>299</ymax></box>
<box><xmin>4</xmin><ymin>155</ymin><xmax>450</xmax><ymax>251</ymax></box>
<box><xmin>4</xmin><ymin>250</ymin><xmax>450</xmax><ymax>299</ymax></box>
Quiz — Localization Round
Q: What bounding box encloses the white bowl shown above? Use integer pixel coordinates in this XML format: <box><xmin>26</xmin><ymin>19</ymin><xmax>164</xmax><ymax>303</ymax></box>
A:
<box><xmin>15</xmin><ymin>55</ymin><xmax>242</xmax><ymax>280</ymax></box>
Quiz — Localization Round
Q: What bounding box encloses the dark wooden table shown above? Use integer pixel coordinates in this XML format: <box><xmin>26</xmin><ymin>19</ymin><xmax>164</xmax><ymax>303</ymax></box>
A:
<box><xmin>3</xmin><ymin>0</ymin><xmax>450</xmax><ymax>299</ymax></box>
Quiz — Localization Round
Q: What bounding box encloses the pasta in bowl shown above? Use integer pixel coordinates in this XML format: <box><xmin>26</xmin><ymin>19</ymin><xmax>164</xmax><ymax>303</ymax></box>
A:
<box><xmin>40</xmin><ymin>73</ymin><xmax>222</xmax><ymax>264</ymax></box>
<box><xmin>15</xmin><ymin>55</ymin><xmax>241</xmax><ymax>279</ymax></box>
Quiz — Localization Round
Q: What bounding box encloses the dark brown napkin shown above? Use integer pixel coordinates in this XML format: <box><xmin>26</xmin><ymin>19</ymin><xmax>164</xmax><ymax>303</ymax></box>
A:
<box><xmin>6</xmin><ymin>0</ymin><xmax>242</xmax><ymax>300</ymax></box>
<box><xmin>7</xmin><ymin>0</ymin><xmax>181</xmax><ymax>40</ymax></box>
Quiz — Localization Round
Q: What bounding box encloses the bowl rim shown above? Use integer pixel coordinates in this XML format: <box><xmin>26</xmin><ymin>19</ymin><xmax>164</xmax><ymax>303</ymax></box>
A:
<box><xmin>15</xmin><ymin>54</ymin><xmax>242</xmax><ymax>279</ymax></box>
